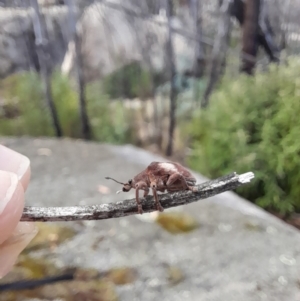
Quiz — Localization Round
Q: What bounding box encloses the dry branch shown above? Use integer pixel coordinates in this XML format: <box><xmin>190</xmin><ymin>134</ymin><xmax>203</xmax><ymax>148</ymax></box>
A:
<box><xmin>21</xmin><ymin>171</ymin><xmax>255</xmax><ymax>222</ymax></box>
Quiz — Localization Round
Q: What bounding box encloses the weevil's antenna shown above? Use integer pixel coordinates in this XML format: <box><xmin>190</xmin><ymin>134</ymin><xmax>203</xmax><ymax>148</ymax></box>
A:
<box><xmin>105</xmin><ymin>177</ymin><xmax>126</xmax><ymax>185</ymax></box>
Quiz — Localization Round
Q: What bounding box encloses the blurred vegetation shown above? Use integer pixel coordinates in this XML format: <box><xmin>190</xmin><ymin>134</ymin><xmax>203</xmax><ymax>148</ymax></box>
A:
<box><xmin>25</xmin><ymin>222</ymin><xmax>77</xmax><ymax>252</ymax></box>
<box><xmin>0</xmin><ymin>254</ymin><xmax>119</xmax><ymax>301</ymax></box>
<box><xmin>2</xmin><ymin>57</ymin><xmax>300</xmax><ymax>217</ymax></box>
<box><xmin>0</xmin><ymin>72</ymin><xmax>53</xmax><ymax>137</ymax></box>
<box><xmin>102</xmin><ymin>61</ymin><xmax>164</xmax><ymax>100</ymax></box>
<box><xmin>187</xmin><ymin>57</ymin><xmax>300</xmax><ymax>215</ymax></box>
<box><xmin>0</xmin><ymin>70</ymin><xmax>134</xmax><ymax>144</ymax></box>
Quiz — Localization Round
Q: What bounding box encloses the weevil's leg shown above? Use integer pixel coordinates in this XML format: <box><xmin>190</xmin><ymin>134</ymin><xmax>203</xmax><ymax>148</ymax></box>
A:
<box><xmin>166</xmin><ymin>173</ymin><xmax>197</xmax><ymax>192</ymax></box>
<box><xmin>166</xmin><ymin>173</ymin><xmax>188</xmax><ymax>189</ymax></box>
<box><xmin>135</xmin><ymin>185</ymin><xmax>144</xmax><ymax>214</ymax></box>
<box><xmin>151</xmin><ymin>184</ymin><xmax>164</xmax><ymax>212</ymax></box>
<box><xmin>143</xmin><ymin>186</ymin><xmax>149</xmax><ymax>198</ymax></box>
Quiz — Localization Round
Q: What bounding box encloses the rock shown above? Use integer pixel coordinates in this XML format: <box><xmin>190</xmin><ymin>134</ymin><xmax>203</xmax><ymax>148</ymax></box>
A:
<box><xmin>61</xmin><ymin>1</ymin><xmax>198</xmax><ymax>82</ymax></box>
<box><xmin>0</xmin><ymin>5</ymin><xmax>70</xmax><ymax>78</ymax></box>
<box><xmin>0</xmin><ymin>0</ymin><xmax>218</xmax><ymax>82</ymax></box>
<box><xmin>166</xmin><ymin>265</ymin><xmax>185</xmax><ymax>285</ymax></box>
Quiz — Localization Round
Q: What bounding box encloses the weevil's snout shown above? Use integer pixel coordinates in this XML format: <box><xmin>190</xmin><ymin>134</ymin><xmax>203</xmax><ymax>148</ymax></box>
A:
<box><xmin>122</xmin><ymin>179</ymin><xmax>133</xmax><ymax>192</ymax></box>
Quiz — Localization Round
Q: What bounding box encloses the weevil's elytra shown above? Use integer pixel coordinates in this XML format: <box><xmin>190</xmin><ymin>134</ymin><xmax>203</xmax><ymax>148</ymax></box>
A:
<box><xmin>105</xmin><ymin>161</ymin><xmax>197</xmax><ymax>214</ymax></box>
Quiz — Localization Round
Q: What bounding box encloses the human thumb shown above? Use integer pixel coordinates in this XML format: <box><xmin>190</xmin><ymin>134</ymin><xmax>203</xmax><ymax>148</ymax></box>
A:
<box><xmin>0</xmin><ymin>171</ymin><xmax>37</xmax><ymax>278</ymax></box>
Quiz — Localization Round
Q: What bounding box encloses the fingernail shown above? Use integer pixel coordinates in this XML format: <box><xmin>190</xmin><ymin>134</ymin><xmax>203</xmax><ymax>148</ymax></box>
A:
<box><xmin>0</xmin><ymin>222</ymin><xmax>38</xmax><ymax>278</ymax></box>
<box><xmin>0</xmin><ymin>171</ymin><xmax>19</xmax><ymax>216</ymax></box>
<box><xmin>0</xmin><ymin>145</ymin><xmax>31</xmax><ymax>190</ymax></box>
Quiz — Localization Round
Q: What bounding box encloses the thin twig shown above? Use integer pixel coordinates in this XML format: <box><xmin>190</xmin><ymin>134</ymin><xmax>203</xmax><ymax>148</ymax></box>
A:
<box><xmin>0</xmin><ymin>272</ymin><xmax>75</xmax><ymax>292</ymax></box>
<box><xmin>21</xmin><ymin>172</ymin><xmax>255</xmax><ymax>222</ymax></box>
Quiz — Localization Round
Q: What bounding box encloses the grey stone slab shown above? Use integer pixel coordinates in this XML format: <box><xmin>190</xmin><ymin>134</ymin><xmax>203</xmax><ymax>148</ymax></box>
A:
<box><xmin>1</xmin><ymin>137</ymin><xmax>300</xmax><ymax>301</ymax></box>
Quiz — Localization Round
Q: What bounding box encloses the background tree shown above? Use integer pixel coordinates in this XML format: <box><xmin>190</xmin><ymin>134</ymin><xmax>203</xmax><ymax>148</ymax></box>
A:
<box><xmin>30</xmin><ymin>0</ymin><xmax>62</xmax><ymax>137</ymax></box>
<box><xmin>201</xmin><ymin>0</ymin><xmax>233</xmax><ymax>108</ymax></box>
<box><xmin>65</xmin><ymin>0</ymin><xmax>92</xmax><ymax>140</ymax></box>
<box><xmin>240</xmin><ymin>0</ymin><xmax>260</xmax><ymax>74</ymax></box>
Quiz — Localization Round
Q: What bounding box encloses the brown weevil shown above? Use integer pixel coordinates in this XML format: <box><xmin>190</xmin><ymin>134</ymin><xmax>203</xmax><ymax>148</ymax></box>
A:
<box><xmin>105</xmin><ymin>161</ymin><xmax>197</xmax><ymax>214</ymax></box>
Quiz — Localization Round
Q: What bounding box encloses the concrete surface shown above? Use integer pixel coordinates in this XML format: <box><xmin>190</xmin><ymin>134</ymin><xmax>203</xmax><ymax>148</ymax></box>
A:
<box><xmin>1</xmin><ymin>136</ymin><xmax>300</xmax><ymax>301</ymax></box>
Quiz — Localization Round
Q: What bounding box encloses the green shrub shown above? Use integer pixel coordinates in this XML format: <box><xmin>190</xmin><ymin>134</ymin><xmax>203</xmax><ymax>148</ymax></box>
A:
<box><xmin>86</xmin><ymin>82</ymin><xmax>134</xmax><ymax>144</ymax></box>
<box><xmin>0</xmin><ymin>71</ymin><xmax>134</xmax><ymax>144</ymax></box>
<box><xmin>0</xmin><ymin>72</ymin><xmax>54</xmax><ymax>136</ymax></box>
<box><xmin>51</xmin><ymin>70</ymin><xmax>81</xmax><ymax>138</ymax></box>
<box><xmin>187</xmin><ymin>57</ymin><xmax>300</xmax><ymax>215</ymax></box>
<box><xmin>102</xmin><ymin>62</ymin><xmax>156</xmax><ymax>100</ymax></box>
